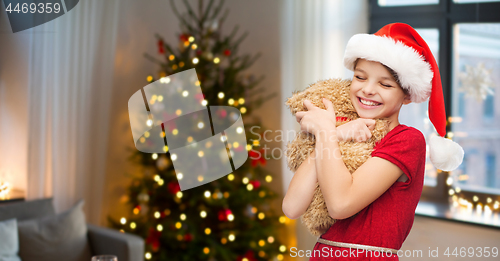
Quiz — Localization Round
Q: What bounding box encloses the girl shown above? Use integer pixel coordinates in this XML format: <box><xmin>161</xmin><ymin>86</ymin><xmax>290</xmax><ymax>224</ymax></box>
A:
<box><xmin>282</xmin><ymin>23</ymin><xmax>463</xmax><ymax>260</ymax></box>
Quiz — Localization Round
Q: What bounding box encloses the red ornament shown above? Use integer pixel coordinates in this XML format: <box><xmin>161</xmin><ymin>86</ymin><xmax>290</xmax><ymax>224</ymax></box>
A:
<box><xmin>248</xmin><ymin>149</ymin><xmax>266</xmax><ymax>167</ymax></box>
<box><xmin>146</xmin><ymin>227</ymin><xmax>162</xmax><ymax>252</ymax></box>
<box><xmin>218</xmin><ymin>210</ymin><xmax>227</xmax><ymax>221</ymax></box>
<box><xmin>158</xmin><ymin>39</ymin><xmax>165</xmax><ymax>54</ymax></box>
<box><xmin>249</xmin><ymin>180</ymin><xmax>261</xmax><ymax>189</ymax></box>
<box><xmin>216</xmin><ymin>108</ymin><xmax>227</xmax><ymax>118</ymax></box>
<box><xmin>167</xmin><ymin>182</ymin><xmax>180</xmax><ymax>195</ymax></box>
<box><xmin>184</xmin><ymin>233</ymin><xmax>193</xmax><ymax>242</ymax></box>
<box><xmin>195</xmin><ymin>93</ymin><xmax>204</xmax><ymax>102</ymax></box>
<box><xmin>179</xmin><ymin>33</ymin><xmax>189</xmax><ymax>42</ymax></box>
<box><xmin>237</xmin><ymin>250</ymin><xmax>257</xmax><ymax>261</ymax></box>
<box><xmin>223</xmin><ymin>49</ymin><xmax>231</xmax><ymax>56</ymax></box>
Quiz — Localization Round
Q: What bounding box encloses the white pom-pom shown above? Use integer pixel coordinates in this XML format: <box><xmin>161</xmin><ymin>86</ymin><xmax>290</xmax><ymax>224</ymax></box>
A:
<box><xmin>429</xmin><ymin>136</ymin><xmax>464</xmax><ymax>171</ymax></box>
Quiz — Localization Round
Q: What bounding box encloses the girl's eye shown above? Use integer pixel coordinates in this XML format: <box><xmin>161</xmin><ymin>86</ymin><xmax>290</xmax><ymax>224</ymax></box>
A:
<box><xmin>381</xmin><ymin>83</ymin><xmax>392</xmax><ymax>87</ymax></box>
<box><xmin>355</xmin><ymin>76</ymin><xmax>365</xmax><ymax>80</ymax></box>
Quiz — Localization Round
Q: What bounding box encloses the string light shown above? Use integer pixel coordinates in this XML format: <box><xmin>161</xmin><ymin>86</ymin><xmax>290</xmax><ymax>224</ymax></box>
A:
<box><xmin>154</xmin><ymin>211</ymin><xmax>161</xmax><ymax>219</ymax></box>
<box><xmin>214</xmin><ymin>57</ymin><xmax>220</xmax><ymax>64</ymax></box>
<box><xmin>157</xmin><ymin>224</ymin><xmax>163</xmax><ymax>231</ymax></box>
<box><xmin>228</xmin><ymin>234</ymin><xmax>235</xmax><ymax>241</ymax></box>
<box><xmin>192</xmin><ymin>57</ymin><xmax>199</xmax><ymax>64</ymax></box>
<box><xmin>242</xmin><ymin>177</ymin><xmax>249</xmax><ymax>184</ymax></box>
<box><xmin>265</xmin><ymin>175</ymin><xmax>272</xmax><ymax>182</ymax></box>
<box><xmin>120</xmin><ymin>217</ymin><xmax>127</xmax><ymax>224</ymax></box>
<box><xmin>218</xmin><ymin>92</ymin><xmax>224</xmax><ymax>98</ymax></box>
<box><xmin>238</xmin><ymin>98</ymin><xmax>245</xmax><ymax>104</ymax></box>
<box><xmin>145</xmin><ymin>252</ymin><xmax>152</xmax><ymax>260</ymax></box>
<box><xmin>130</xmin><ymin>222</ymin><xmax>136</xmax><ymax>229</ymax></box>
<box><xmin>169</xmin><ymin>55</ymin><xmax>175</xmax><ymax>61</ymax></box>
<box><xmin>188</xmin><ymin>36</ymin><xmax>195</xmax><ymax>42</ymax></box>
<box><xmin>152</xmin><ymin>153</ymin><xmax>158</xmax><ymax>160</ymax></box>
<box><xmin>204</xmin><ymin>191</ymin><xmax>211</xmax><ymax>198</ymax></box>
<box><xmin>200</xmin><ymin>211</ymin><xmax>207</xmax><ymax>218</ymax></box>
<box><xmin>227</xmin><ymin>174</ymin><xmax>234</xmax><ymax>181</ymax></box>
<box><xmin>228</xmin><ymin>98</ymin><xmax>234</xmax><ymax>105</ymax></box>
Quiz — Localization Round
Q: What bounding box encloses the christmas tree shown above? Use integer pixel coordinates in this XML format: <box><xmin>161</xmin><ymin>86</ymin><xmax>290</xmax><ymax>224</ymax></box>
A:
<box><xmin>109</xmin><ymin>0</ymin><xmax>288</xmax><ymax>260</ymax></box>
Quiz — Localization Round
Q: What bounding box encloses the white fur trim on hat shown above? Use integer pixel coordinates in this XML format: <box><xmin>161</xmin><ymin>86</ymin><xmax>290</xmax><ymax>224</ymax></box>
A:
<box><xmin>344</xmin><ymin>34</ymin><xmax>434</xmax><ymax>103</ymax></box>
<box><xmin>429</xmin><ymin>136</ymin><xmax>464</xmax><ymax>171</ymax></box>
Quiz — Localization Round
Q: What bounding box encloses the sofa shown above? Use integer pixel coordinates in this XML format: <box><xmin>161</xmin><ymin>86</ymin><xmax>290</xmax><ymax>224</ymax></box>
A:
<box><xmin>0</xmin><ymin>198</ymin><xmax>144</xmax><ymax>261</ymax></box>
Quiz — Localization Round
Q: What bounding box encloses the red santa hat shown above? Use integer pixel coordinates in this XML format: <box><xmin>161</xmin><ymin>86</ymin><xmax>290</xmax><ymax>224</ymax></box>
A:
<box><xmin>343</xmin><ymin>22</ymin><xmax>464</xmax><ymax>171</ymax></box>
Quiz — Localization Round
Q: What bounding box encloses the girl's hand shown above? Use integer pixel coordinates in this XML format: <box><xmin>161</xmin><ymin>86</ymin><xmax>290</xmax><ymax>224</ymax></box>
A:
<box><xmin>295</xmin><ymin>98</ymin><xmax>336</xmax><ymax>136</ymax></box>
<box><xmin>336</xmin><ymin>118</ymin><xmax>376</xmax><ymax>142</ymax></box>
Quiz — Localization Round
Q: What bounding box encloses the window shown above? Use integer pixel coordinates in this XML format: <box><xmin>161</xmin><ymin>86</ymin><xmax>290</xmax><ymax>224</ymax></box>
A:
<box><xmin>370</xmin><ymin>0</ymin><xmax>500</xmax><ymax>226</ymax></box>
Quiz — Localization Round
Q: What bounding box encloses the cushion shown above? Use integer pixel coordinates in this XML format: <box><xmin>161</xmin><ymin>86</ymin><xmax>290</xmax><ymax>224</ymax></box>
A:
<box><xmin>0</xmin><ymin>219</ymin><xmax>21</xmax><ymax>261</ymax></box>
<box><xmin>0</xmin><ymin>198</ymin><xmax>56</xmax><ymax>222</ymax></box>
<box><xmin>17</xmin><ymin>200</ymin><xmax>92</xmax><ymax>261</ymax></box>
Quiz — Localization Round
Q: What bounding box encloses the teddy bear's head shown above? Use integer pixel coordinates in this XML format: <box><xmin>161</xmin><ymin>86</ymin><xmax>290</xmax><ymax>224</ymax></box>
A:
<box><xmin>285</xmin><ymin>78</ymin><xmax>358</xmax><ymax>121</ymax></box>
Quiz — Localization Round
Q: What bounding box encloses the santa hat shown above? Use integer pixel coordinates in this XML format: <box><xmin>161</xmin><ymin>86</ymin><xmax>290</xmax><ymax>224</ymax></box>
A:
<box><xmin>343</xmin><ymin>22</ymin><xmax>464</xmax><ymax>171</ymax></box>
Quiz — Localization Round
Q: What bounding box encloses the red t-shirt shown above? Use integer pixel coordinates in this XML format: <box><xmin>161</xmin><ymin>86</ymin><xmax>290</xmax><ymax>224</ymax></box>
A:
<box><xmin>308</xmin><ymin>124</ymin><xmax>426</xmax><ymax>260</ymax></box>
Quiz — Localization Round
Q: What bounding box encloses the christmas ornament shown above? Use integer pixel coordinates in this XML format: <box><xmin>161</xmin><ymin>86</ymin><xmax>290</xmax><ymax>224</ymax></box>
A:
<box><xmin>137</xmin><ymin>192</ymin><xmax>150</xmax><ymax>203</ymax></box>
<box><xmin>249</xmin><ymin>180</ymin><xmax>261</xmax><ymax>189</ymax></box>
<box><xmin>158</xmin><ymin>39</ymin><xmax>165</xmax><ymax>54</ymax></box>
<box><xmin>223</xmin><ymin>49</ymin><xmax>231</xmax><ymax>56</ymax></box>
<box><xmin>156</xmin><ymin>155</ymin><xmax>170</xmax><ymax>170</ymax></box>
<box><xmin>237</xmin><ymin>250</ymin><xmax>257</xmax><ymax>261</ymax></box>
<box><xmin>146</xmin><ymin>227</ymin><xmax>162</xmax><ymax>252</ymax></box>
<box><xmin>167</xmin><ymin>182</ymin><xmax>180</xmax><ymax>195</ymax></box>
<box><xmin>458</xmin><ymin>62</ymin><xmax>494</xmax><ymax>102</ymax></box>
<box><xmin>249</xmin><ymin>149</ymin><xmax>266</xmax><ymax>167</ymax></box>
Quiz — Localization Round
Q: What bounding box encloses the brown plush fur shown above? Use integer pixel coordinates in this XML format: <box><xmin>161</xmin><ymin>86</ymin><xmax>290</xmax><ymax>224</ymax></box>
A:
<box><xmin>285</xmin><ymin>78</ymin><xmax>390</xmax><ymax>236</ymax></box>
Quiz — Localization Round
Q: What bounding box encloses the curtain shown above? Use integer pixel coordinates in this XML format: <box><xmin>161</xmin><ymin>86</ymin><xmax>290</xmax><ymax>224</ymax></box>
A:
<box><xmin>280</xmin><ymin>0</ymin><xmax>368</xmax><ymax>256</ymax></box>
<box><xmin>26</xmin><ymin>0</ymin><xmax>121</xmax><ymax>225</ymax></box>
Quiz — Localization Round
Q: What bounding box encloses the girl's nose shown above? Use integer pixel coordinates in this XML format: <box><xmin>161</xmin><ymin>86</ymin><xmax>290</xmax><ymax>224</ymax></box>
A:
<box><xmin>362</xmin><ymin>83</ymin><xmax>377</xmax><ymax>96</ymax></box>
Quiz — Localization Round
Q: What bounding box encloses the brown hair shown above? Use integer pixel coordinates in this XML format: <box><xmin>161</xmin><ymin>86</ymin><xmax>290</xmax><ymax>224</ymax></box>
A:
<box><xmin>353</xmin><ymin>58</ymin><xmax>410</xmax><ymax>96</ymax></box>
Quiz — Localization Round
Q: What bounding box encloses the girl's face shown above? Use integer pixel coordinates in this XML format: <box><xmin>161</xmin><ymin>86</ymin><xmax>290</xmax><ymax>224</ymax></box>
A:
<box><xmin>350</xmin><ymin>59</ymin><xmax>411</xmax><ymax>124</ymax></box>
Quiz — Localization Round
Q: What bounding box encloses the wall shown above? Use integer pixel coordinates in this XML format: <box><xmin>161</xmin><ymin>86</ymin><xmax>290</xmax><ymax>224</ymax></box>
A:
<box><xmin>0</xmin><ymin>5</ymin><xmax>29</xmax><ymax>193</ymax></box>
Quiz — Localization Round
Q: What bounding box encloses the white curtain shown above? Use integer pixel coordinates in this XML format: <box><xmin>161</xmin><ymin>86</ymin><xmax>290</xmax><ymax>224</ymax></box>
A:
<box><xmin>280</xmin><ymin>0</ymin><xmax>368</xmax><ymax>256</ymax></box>
<box><xmin>27</xmin><ymin>0</ymin><xmax>120</xmax><ymax>224</ymax></box>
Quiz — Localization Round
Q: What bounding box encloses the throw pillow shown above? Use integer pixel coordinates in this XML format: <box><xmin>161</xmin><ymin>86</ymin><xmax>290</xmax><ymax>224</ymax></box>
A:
<box><xmin>17</xmin><ymin>199</ymin><xmax>92</xmax><ymax>261</ymax></box>
<box><xmin>0</xmin><ymin>218</ymin><xmax>21</xmax><ymax>261</ymax></box>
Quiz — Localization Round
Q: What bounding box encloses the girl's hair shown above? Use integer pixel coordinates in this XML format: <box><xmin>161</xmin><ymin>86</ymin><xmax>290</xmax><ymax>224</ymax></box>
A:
<box><xmin>353</xmin><ymin>58</ymin><xmax>410</xmax><ymax>96</ymax></box>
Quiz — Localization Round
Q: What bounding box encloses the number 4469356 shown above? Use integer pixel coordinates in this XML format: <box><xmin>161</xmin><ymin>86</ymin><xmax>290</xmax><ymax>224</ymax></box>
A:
<box><xmin>5</xmin><ymin>2</ymin><xmax>61</xmax><ymax>14</ymax></box>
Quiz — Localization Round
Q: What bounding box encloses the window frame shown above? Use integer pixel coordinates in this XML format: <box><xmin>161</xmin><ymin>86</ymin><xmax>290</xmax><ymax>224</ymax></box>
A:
<box><xmin>369</xmin><ymin>0</ymin><xmax>500</xmax><ymax>225</ymax></box>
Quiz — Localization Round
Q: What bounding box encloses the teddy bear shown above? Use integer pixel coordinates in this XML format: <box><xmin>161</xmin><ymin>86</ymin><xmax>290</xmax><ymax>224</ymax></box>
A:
<box><xmin>285</xmin><ymin>78</ymin><xmax>390</xmax><ymax>236</ymax></box>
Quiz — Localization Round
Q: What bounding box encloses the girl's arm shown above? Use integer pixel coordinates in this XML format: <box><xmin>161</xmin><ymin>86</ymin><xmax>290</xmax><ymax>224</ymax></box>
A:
<box><xmin>282</xmin><ymin>150</ymin><xmax>318</xmax><ymax>220</ymax></box>
<box><xmin>315</xmin><ymin>132</ymin><xmax>403</xmax><ymax>220</ymax></box>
